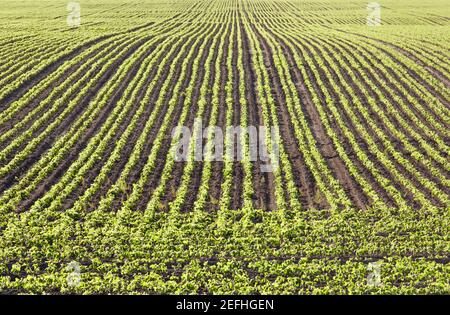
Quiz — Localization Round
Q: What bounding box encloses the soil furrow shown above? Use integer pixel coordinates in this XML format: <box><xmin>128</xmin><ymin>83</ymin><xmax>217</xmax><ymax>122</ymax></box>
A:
<box><xmin>13</xmin><ymin>37</ymin><xmax>156</xmax><ymax>212</ymax></box>
<box><xmin>261</xmin><ymin>26</ymin><xmax>367</xmax><ymax>209</ymax></box>
<box><xmin>68</xmin><ymin>37</ymin><xmax>183</xmax><ymax>212</ymax></box>
<box><xmin>180</xmin><ymin>31</ymin><xmax>222</xmax><ymax>213</ymax></box>
<box><xmin>302</xmin><ymin>35</ymin><xmax>446</xmax><ymax>208</ymax></box>
<box><xmin>230</xmin><ymin>20</ymin><xmax>244</xmax><ymax>211</ymax></box>
<box><xmin>206</xmin><ymin>24</ymin><xmax>231</xmax><ymax>212</ymax></box>
<box><xmin>135</xmin><ymin>28</ymin><xmax>214</xmax><ymax>212</ymax></box>
<box><xmin>321</xmin><ymin>37</ymin><xmax>450</xmax><ymax>189</ymax></box>
<box><xmin>0</xmin><ymin>35</ymin><xmax>116</xmax><ymax>108</ymax></box>
<box><xmin>251</xmin><ymin>24</ymin><xmax>320</xmax><ymax>209</ymax></box>
<box><xmin>272</xmin><ymin>31</ymin><xmax>395</xmax><ymax>208</ymax></box>
<box><xmin>327</xmin><ymin>27</ymin><xmax>450</xmax><ymax>107</ymax></box>
<box><xmin>240</xmin><ymin>18</ymin><xmax>277</xmax><ymax>211</ymax></box>
<box><xmin>335</xmin><ymin>37</ymin><xmax>448</xmax><ymax>142</ymax></box>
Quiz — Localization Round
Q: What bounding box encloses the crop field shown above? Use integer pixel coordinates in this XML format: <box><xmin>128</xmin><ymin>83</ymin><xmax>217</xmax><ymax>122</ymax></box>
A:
<box><xmin>0</xmin><ymin>0</ymin><xmax>449</xmax><ymax>294</ymax></box>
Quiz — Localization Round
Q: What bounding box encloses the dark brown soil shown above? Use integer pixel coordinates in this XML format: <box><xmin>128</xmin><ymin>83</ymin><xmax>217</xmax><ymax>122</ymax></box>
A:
<box><xmin>137</xmin><ymin>23</ymin><xmax>218</xmax><ymax>212</ymax></box>
<box><xmin>261</xmin><ymin>24</ymin><xmax>368</xmax><ymax>210</ymax></box>
<box><xmin>240</xmin><ymin>15</ymin><xmax>277</xmax><ymax>211</ymax></box>
<box><xmin>14</xmin><ymin>37</ymin><xmax>158</xmax><ymax>212</ymax></box>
